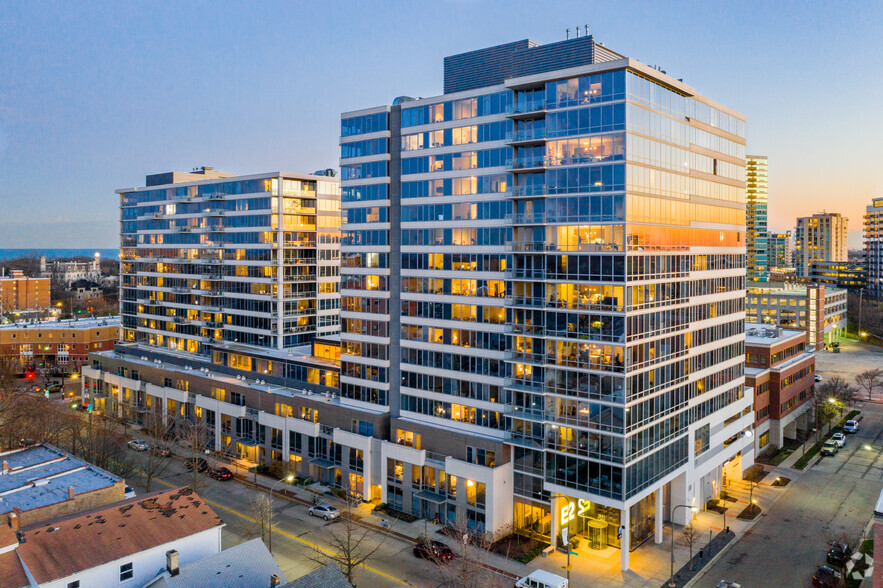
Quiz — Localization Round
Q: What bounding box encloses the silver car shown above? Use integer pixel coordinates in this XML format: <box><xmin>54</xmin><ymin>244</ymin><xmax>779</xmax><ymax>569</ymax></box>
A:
<box><xmin>127</xmin><ymin>439</ymin><xmax>149</xmax><ymax>451</ymax></box>
<box><xmin>308</xmin><ymin>504</ymin><xmax>340</xmax><ymax>521</ymax></box>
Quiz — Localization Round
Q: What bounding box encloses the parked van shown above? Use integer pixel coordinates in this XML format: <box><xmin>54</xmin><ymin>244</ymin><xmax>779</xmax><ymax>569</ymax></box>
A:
<box><xmin>515</xmin><ymin>570</ymin><xmax>569</xmax><ymax>588</ymax></box>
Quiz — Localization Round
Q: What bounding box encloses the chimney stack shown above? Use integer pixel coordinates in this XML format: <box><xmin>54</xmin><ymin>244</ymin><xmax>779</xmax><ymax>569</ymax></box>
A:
<box><xmin>9</xmin><ymin>513</ymin><xmax>19</xmax><ymax>532</ymax></box>
<box><xmin>67</xmin><ymin>486</ymin><xmax>76</xmax><ymax>500</ymax></box>
<box><xmin>166</xmin><ymin>550</ymin><xmax>179</xmax><ymax>576</ymax></box>
<box><xmin>270</xmin><ymin>574</ymin><xmax>281</xmax><ymax>587</ymax></box>
<box><xmin>2</xmin><ymin>461</ymin><xmax>8</xmax><ymax>474</ymax></box>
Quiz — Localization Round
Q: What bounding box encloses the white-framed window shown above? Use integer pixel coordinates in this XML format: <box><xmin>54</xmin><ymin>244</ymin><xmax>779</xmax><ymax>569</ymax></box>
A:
<box><xmin>120</xmin><ymin>562</ymin><xmax>133</xmax><ymax>582</ymax></box>
<box><xmin>67</xmin><ymin>581</ymin><xmax>80</xmax><ymax>588</ymax></box>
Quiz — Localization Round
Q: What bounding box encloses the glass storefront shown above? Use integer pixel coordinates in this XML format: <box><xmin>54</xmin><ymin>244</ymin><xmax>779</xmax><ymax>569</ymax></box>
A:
<box><xmin>515</xmin><ymin>491</ymin><xmax>657</xmax><ymax>552</ymax></box>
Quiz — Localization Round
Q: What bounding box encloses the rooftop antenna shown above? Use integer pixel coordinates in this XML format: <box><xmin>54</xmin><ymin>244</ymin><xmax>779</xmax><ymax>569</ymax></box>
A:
<box><xmin>566</xmin><ymin>28</ymin><xmax>570</xmax><ymax>40</ymax></box>
<box><xmin>575</xmin><ymin>25</ymin><xmax>580</xmax><ymax>38</ymax></box>
<box><xmin>585</xmin><ymin>25</ymin><xmax>589</xmax><ymax>37</ymax></box>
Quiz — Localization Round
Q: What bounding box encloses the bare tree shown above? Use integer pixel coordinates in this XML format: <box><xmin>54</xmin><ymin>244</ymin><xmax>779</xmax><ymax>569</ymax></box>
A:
<box><xmin>820</xmin><ymin>376</ymin><xmax>858</xmax><ymax>415</ymax></box>
<box><xmin>811</xmin><ymin>383</ymin><xmax>840</xmax><ymax>441</ymax></box>
<box><xmin>856</xmin><ymin>369</ymin><xmax>883</xmax><ymax>401</ymax></box>
<box><xmin>178</xmin><ymin>420</ymin><xmax>211</xmax><ymax>496</ymax></box>
<box><xmin>678</xmin><ymin>523</ymin><xmax>701</xmax><ymax>570</ymax></box>
<box><xmin>435</xmin><ymin>516</ymin><xmax>508</xmax><ymax>588</ymax></box>
<box><xmin>250</xmin><ymin>493</ymin><xmax>276</xmax><ymax>544</ymax></box>
<box><xmin>136</xmin><ymin>411</ymin><xmax>174</xmax><ymax>492</ymax></box>
<box><xmin>307</xmin><ymin>494</ymin><xmax>386</xmax><ymax>586</ymax></box>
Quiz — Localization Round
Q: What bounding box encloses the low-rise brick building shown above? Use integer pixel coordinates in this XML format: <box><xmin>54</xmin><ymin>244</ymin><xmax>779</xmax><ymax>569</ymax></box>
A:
<box><xmin>0</xmin><ymin>316</ymin><xmax>119</xmax><ymax>371</ymax></box>
<box><xmin>745</xmin><ymin>323</ymin><xmax>815</xmax><ymax>455</ymax></box>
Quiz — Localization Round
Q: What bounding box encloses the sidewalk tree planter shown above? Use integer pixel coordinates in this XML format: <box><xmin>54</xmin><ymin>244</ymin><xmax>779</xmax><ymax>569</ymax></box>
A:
<box><xmin>705</xmin><ymin>498</ymin><xmax>728</xmax><ymax>514</ymax></box>
<box><xmin>736</xmin><ymin>503</ymin><xmax>762</xmax><ymax>520</ymax></box>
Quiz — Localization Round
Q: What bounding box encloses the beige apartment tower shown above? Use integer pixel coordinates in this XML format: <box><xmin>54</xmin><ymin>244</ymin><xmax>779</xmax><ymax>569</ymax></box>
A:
<box><xmin>794</xmin><ymin>212</ymin><xmax>848</xmax><ymax>277</ymax></box>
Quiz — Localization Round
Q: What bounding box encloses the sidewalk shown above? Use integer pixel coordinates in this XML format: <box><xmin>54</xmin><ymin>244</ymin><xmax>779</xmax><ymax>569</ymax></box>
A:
<box><xmin>224</xmin><ymin>463</ymin><xmax>527</xmax><ymax>581</ymax></box>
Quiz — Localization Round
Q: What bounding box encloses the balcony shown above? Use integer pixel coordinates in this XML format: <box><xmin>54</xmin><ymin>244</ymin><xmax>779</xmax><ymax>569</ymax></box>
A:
<box><xmin>509</xmin><ymin>349</ymin><xmax>545</xmax><ymax>364</ymax></box>
<box><xmin>506</xmin><ymin>242</ymin><xmax>547</xmax><ymax>252</ymax></box>
<box><xmin>206</xmin><ymin>209</ymin><xmax>226</xmax><ymax>216</ymax></box>
<box><xmin>506</xmin><ymin>212</ymin><xmax>547</xmax><ymax>225</ymax></box>
<box><xmin>207</xmin><ymin>193</ymin><xmax>227</xmax><ymax>201</ymax></box>
<box><xmin>507</xmin><ymin>296</ymin><xmax>545</xmax><ymax>308</ymax></box>
<box><xmin>505</xmin><ymin>268</ymin><xmax>547</xmax><ymax>280</ymax></box>
<box><xmin>505</xmin><ymin>127</ymin><xmax>547</xmax><ymax>145</ymax></box>
<box><xmin>505</xmin><ymin>99</ymin><xmax>548</xmax><ymax>119</ymax></box>
<box><xmin>506</xmin><ymin>157</ymin><xmax>547</xmax><ymax>172</ymax></box>
<box><xmin>511</xmin><ymin>185</ymin><xmax>550</xmax><ymax>198</ymax></box>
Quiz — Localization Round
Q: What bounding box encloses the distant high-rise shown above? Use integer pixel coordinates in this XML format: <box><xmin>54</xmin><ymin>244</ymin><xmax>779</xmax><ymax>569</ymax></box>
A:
<box><xmin>767</xmin><ymin>231</ymin><xmax>793</xmax><ymax>270</ymax></box>
<box><xmin>794</xmin><ymin>212</ymin><xmax>848</xmax><ymax>277</ymax></box>
<box><xmin>746</xmin><ymin>156</ymin><xmax>768</xmax><ymax>281</ymax></box>
<box><xmin>865</xmin><ymin>197</ymin><xmax>883</xmax><ymax>299</ymax></box>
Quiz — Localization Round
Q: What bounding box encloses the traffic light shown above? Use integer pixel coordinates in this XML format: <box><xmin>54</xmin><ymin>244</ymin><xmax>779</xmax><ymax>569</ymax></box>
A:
<box><xmin>76</xmin><ymin>309</ymin><xmax>82</xmax><ymax>314</ymax></box>
<box><xmin>25</xmin><ymin>372</ymin><xmax>35</xmax><ymax>380</ymax></box>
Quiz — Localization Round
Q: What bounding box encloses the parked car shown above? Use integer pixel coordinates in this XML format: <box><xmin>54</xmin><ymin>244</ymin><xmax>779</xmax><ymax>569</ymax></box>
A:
<box><xmin>843</xmin><ymin>420</ymin><xmax>860</xmax><ymax>434</ymax></box>
<box><xmin>831</xmin><ymin>433</ymin><xmax>846</xmax><ymax>448</ymax></box>
<box><xmin>812</xmin><ymin>565</ymin><xmax>842</xmax><ymax>587</ymax></box>
<box><xmin>815</xmin><ymin>374</ymin><xmax>823</xmax><ymax>382</ymax></box>
<box><xmin>185</xmin><ymin>457</ymin><xmax>209</xmax><ymax>472</ymax></box>
<box><xmin>127</xmin><ymin>439</ymin><xmax>149</xmax><ymax>451</ymax></box>
<box><xmin>46</xmin><ymin>383</ymin><xmax>63</xmax><ymax>393</ymax></box>
<box><xmin>413</xmin><ymin>540</ymin><xmax>455</xmax><ymax>563</ymax></box>
<box><xmin>124</xmin><ymin>485</ymin><xmax>136</xmax><ymax>499</ymax></box>
<box><xmin>827</xmin><ymin>541</ymin><xmax>852</xmax><ymax>566</ymax></box>
<box><xmin>715</xmin><ymin>582</ymin><xmax>741</xmax><ymax>588</ymax></box>
<box><xmin>149</xmin><ymin>445</ymin><xmax>171</xmax><ymax>457</ymax></box>
<box><xmin>308</xmin><ymin>504</ymin><xmax>339</xmax><ymax>521</ymax></box>
<box><xmin>820</xmin><ymin>441</ymin><xmax>839</xmax><ymax>456</ymax></box>
<box><xmin>208</xmin><ymin>466</ymin><xmax>233</xmax><ymax>481</ymax></box>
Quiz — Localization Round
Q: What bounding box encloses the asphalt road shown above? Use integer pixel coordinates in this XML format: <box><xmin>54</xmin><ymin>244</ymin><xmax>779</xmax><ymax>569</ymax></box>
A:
<box><xmin>695</xmin><ymin>402</ymin><xmax>883</xmax><ymax>587</ymax></box>
<box><xmin>128</xmin><ymin>453</ymin><xmax>505</xmax><ymax>587</ymax></box>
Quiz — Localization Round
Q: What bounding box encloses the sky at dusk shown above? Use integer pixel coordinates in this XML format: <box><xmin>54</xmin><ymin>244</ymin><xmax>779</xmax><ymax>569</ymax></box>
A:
<box><xmin>1</xmin><ymin>0</ymin><xmax>881</xmax><ymax>248</ymax></box>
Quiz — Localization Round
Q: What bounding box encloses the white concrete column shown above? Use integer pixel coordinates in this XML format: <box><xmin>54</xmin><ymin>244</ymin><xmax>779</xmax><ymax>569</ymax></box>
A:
<box><xmin>550</xmin><ymin>495</ymin><xmax>562</xmax><ymax>548</ymax></box>
<box><xmin>655</xmin><ymin>490</ymin><xmax>664</xmax><ymax>544</ymax></box>
<box><xmin>214</xmin><ymin>413</ymin><xmax>222</xmax><ymax>452</ymax></box>
<box><xmin>379</xmin><ymin>455</ymin><xmax>388</xmax><ymax>503</ymax></box>
<box><xmin>620</xmin><ymin>506</ymin><xmax>630</xmax><ymax>571</ymax></box>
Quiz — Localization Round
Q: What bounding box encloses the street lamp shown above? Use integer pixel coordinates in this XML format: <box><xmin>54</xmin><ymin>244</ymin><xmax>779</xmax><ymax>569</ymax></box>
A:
<box><xmin>669</xmin><ymin>504</ymin><xmax>699</xmax><ymax>587</ymax></box>
<box><xmin>267</xmin><ymin>474</ymin><xmax>295</xmax><ymax>553</ymax></box>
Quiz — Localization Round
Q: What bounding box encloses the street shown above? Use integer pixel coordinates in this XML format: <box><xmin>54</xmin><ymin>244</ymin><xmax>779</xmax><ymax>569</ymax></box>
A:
<box><xmin>694</xmin><ymin>402</ymin><xmax>883</xmax><ymax>587</ymax></box>
<box><xmin>128</xmin><ymin>454</ymin><xmax>506</xmax><ymax>587</ymax></box>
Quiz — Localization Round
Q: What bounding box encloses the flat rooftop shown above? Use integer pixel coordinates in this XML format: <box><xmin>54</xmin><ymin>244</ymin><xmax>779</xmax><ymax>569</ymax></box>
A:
<box><xmin>745</xmin><ymin>323</ymin><xmax>804</xmax><ymax>345</ymax></box>
<box><xmin>0</xmin><ymin>316</ymin><xmax>120</xmax><ymax>330</ymax></box>
<box><xmin>0</xmin><ymin>444</ymin><xmax>122</xmax><ymax>514</ymax></box>
<box><xmin>747</xmin><ymin>282</ymin><xmax>846</xmax><ymax>297</ymax></box>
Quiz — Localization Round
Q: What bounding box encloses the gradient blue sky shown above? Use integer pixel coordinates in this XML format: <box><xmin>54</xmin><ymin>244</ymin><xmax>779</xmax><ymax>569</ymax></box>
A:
<box><xmin>1</xmin><ymin>0</ymin><xmax>881</xmax><ymax>248</ymax></box>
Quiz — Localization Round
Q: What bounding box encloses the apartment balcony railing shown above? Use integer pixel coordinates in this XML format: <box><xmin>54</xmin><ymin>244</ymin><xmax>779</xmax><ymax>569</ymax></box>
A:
<box><xmin>505</xmin><ymin>98</ymin><xmax>548</xmax><ymax>116</ymax></box>
<box><xmin>511</xmin><ymin>185</ymin><xmax>550</xmax><ymax>198</ymax></box>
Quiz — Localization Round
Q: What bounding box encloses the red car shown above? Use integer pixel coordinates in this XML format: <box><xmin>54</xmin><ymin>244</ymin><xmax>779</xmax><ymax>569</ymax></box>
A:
<box><xmin>208</xmin><ymin>466</ymin><xmax>233</xmax><ymax>481</ymax></box>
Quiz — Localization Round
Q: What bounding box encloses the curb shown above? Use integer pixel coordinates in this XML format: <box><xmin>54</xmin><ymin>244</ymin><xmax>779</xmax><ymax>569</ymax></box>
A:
<box><xmin>684</xmin><ymin>464</ymin><xmax>804</xmax><ymax>588</ymax></box>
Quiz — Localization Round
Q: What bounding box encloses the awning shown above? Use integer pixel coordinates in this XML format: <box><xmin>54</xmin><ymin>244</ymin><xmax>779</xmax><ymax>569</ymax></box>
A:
<box><xmin>414</xmin><ymin>490</ymin><xmax>447</xmax><ymax>504</ymax></box>
<box><xmin>309</xmin><ymin>457</ymin><xmax>335</xmax><ymax>469</ymax></box>
<box><xmin>235</xmin><ymin>437</ymin><xmax>259</xmax><ymax>447</ymax></box>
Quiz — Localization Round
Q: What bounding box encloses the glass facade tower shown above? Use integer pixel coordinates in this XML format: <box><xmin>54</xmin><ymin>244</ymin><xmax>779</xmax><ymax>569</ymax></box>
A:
<box><xmin>340</xmin><ymin>36</ymin><xmax>750</xmax><ymax>571</ymax></box>
<box><xmin>865</xmin><ymin>198</ymin><xmax>883</xmax><ymax>300</ymax></box>
<box><xmin>119</xmin><ymin>170</ymin><xmax>341</xmax><ymax>356</ymax></box>
<box><xmin>746</xmin><ymin>156</ymin><xmax>768</xmax><ymax>281</ymax></box>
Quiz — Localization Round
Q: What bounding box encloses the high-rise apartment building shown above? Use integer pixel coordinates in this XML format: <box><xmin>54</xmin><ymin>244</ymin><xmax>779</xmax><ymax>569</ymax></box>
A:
<box><xmin>865</xmin><ymin>197</ymin><xmax>883</xmax><ymax>299</ymax></box>
<box><xmin>767</xmin><ymin>231</ymin><xmax>793</xmax><ymax>271</ymax></box>
<box><xmin>118</xmin><ymin>168</ymin><xmax>341</xmax><ymax>355</ymax></box>
<box><xmin>340</xmin><ymin>35</ymin><xmax>749</xmax><ymax>570</ymax></box>
<box><xmin>794</xmin><ymin>212</ymin><xmax>848</xmax><ymax>277</ymax></box>
<box><xmin>746</xmin><ymin>156</ymin><xmax>768</xmax><ymax>281</ymax></box>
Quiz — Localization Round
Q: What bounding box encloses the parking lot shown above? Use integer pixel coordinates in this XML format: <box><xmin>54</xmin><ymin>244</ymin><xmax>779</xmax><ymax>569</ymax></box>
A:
<box><xmin>815</xmin><ymin>339</ymin><xmax>883</xmax><ymax>399</ymax></box>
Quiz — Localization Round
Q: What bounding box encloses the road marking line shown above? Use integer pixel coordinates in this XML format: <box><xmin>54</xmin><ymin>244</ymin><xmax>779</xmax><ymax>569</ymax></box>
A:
<box><xmin>146</xmin><ymin>475</ymin><xmax>408</xmax><ymax>586</ymax></box>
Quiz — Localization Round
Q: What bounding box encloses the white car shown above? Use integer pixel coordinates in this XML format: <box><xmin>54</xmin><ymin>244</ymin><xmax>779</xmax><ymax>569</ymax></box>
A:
<box><xmin>814</xmin><ymin>374</ymin><xmax>823</xmax><ymax>382</ymax></box>
<box><xmin>831</xmin><ymin>432</ymin><xmax>846</xmax><ymax>448</ymax></box>
<box><xmin>843</xmin><ymin>420</ymin><xmax>860</xmax><ymax>434</ymax></box>
<box><xmin>308</xmin><ymin>504</ymin><xmax>339</xmax><ymax>521</ymax></box>
<box><xmin>124</xmin><ymin>485</ymin><xmax>136</xmax><ymax>499</ymax></box>
<box><xmin>127</xmin><ymin>439</ymin><xmax>149</xmax><ymax>451</ymax></box>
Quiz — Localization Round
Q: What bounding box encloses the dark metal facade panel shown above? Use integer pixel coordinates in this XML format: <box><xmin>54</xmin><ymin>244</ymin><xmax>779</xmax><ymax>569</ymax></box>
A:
<box><xmin>443</xmin><ymin>36</ymin><xmax>612</xmax><ymax>94</ymax></box>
